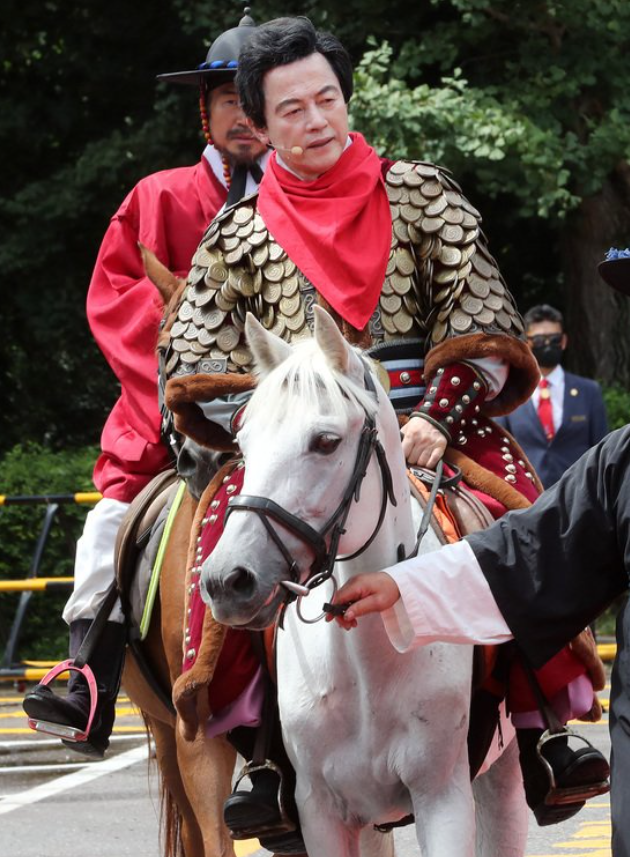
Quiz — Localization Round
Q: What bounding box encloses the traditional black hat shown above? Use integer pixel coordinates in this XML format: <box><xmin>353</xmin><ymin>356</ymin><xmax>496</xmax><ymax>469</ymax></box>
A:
<box><xmin>598</xmin><ymin>248</ymin><xmax>630</xmax><ymax>296</ymax></box>
<box><xmin>157</xmin><ymin>7</ymin><xmax>256</xmax><ymax>89</ymax></box>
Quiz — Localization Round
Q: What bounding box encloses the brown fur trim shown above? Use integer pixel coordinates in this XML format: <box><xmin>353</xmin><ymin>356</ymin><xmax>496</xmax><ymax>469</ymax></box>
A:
<box><xmin>570</xmin><ymin>628</ymin><xmax>607</xmax><ymax>693</ymax></box>
<box><xmin>172</xmin><ymin>462</ymin><xmax>236</xmax><ymax>739</ymax></box>
<box><xmin>165</xmin><ymin>373</ymin><xmax>256</xmax><ymax>451</ymax></box>
<box><xmin>444</xmin><ymin>448</ymin><xmax>533</xmax><ymax>512</ymax></box>
<box><xmin>424</xmin><ymin>333</ymin><xmax>539</xmax><ymax>417</ymax></box>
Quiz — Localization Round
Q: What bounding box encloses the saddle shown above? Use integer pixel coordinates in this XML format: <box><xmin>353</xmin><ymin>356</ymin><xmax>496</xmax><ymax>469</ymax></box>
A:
<box><xmin>115</xmin><ymin>468</ymin><xmax>181</xmax><ymax>722</ymax></box>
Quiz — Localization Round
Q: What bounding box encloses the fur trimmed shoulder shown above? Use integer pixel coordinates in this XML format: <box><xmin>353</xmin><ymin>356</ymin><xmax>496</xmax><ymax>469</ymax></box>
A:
<box><xmin>424</xmin><ymin>332</ymin><xmax>539</xmax><ymax>417</ymax></box>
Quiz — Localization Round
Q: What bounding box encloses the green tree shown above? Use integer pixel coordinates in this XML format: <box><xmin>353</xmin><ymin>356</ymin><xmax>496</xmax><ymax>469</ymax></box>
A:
<box><xmin>349</xmin><ymin>0</ymin><xmax>630</xmax><ymax>383</ymax></box>
<box><xmin>1</xmin><ymin>0</ymin><xmax>629</xmax><ymax>464</ymax></box>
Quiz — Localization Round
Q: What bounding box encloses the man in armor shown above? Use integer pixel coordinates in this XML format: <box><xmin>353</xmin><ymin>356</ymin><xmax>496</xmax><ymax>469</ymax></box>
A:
<box><xmin>23</xmin><ymin>10</ymin><xmax>267</xmax><ymax>758</ymax></box>
<box><xmin>162</xmin><ymin>15</ymin><xmax>607</xmax><ymax>849</ymax></box>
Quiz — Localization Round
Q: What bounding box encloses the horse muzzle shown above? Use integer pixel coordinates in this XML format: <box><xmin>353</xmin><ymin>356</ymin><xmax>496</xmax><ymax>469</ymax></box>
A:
<box><xmin>200</xmin><ymin>559</ymin><xmax>285</xmax><ymax>629</ymax></box>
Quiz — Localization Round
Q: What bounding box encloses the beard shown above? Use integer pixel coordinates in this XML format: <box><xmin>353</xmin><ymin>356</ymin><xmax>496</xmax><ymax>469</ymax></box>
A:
<box><xmin>216</xmin><ymin>127</ymin><xmax>265</xmax><ymax>166</ymax></box>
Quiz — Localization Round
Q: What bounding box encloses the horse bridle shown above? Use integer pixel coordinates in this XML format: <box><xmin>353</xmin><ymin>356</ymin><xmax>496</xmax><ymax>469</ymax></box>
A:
<box><xmin>223</xmin><ymin>362</ymin><xmax>397</xmax><ymax>619</ymax></box>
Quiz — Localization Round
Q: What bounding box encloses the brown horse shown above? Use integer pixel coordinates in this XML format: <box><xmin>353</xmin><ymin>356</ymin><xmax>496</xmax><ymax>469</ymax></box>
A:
<box><xmin>119</xmin><ymin>250</ymin><xmax>240</xmax><ymax>857</ymax></box>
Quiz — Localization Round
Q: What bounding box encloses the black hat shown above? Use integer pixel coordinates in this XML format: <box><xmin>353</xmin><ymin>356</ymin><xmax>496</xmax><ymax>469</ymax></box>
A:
<box><xmin>598</xmin><ymin>248</ymin><xmax>630</xmax><ymax>296</ymax></box>
<box><xmin>157</xmin><ymin>7</ymin><xmax>256</xmax><ymax>89</ymax></box>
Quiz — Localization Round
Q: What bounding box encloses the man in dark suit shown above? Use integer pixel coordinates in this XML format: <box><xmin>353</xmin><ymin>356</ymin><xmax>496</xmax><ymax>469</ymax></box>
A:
<box><xmin>498</xmin><ymin>304</ymin><xmax>608</xmax><ymax>488</ymax></box>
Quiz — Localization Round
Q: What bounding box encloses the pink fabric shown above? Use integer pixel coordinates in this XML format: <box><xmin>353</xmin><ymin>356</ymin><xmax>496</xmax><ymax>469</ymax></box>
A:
<box><xmin>511</xmin><ymin>673</ymin><xmax>595</xmax><ymax>729</ymax></box>
<box><xmin>205</xmin><ymin>666</ymin><xmax>265</xmax><ymax>739</ymax></box>
<box><xmin>258</xmin><ymin>133</ymin><xmax>391</xmax><ymax>330</ymax></box>
<box><xmin>89</xmin><ymin>159</ymin><xmax>226</xmax><ymax>501</ymax></box>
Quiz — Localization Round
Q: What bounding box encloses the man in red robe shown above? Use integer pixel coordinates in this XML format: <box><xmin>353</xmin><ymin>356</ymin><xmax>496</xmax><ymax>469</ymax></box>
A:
<box><xmin>23</xmin><ymin>10</ymin><xmax>267</xmax><ymax>759</ymax></box>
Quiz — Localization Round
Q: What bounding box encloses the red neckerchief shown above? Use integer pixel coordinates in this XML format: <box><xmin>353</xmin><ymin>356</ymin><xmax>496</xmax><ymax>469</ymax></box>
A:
<box><xmin>258</xmin><ymin>132</ymin><xmax>392</xmax><ymax>330</ymax></box>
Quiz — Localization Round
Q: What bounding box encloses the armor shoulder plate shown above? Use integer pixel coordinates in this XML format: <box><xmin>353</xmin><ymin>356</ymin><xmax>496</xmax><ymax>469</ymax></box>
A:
<box><xmin>385</xmin><ymin>160</ymin><xmax>525</xmax><ymax>347</ymax></box>
<box><xmin>166</xmin><ymin>201</ymin><xmax>311</xmax><ymax>380</ymax></box>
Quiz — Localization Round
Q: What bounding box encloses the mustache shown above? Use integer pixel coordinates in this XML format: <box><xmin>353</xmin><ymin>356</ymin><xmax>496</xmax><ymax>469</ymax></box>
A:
<box><xmin>227</xmin><ymin>126</ymin><xmax>256</xmax><ymax>140</ymax></box>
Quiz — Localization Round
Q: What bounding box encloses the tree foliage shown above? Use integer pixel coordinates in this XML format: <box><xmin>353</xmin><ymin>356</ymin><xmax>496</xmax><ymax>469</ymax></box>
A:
<box><xmin>1</xmin><ymin>0</ymin><xmax>629</xmax><ymax>461</ymax></box>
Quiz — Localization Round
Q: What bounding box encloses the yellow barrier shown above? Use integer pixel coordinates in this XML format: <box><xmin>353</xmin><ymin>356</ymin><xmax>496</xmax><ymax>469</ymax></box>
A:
<box><xmin>0</xmin><ymin>578</ymin><xmax>74</xmax><ymax>592</ymax></box>
<box><xmin>0</xmin><ymin>492</ymin><xmax>102</xmax><ymax>506</ymax></box>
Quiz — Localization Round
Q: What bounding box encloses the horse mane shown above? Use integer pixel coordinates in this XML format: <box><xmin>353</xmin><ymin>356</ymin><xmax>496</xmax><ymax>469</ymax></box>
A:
<box><xmin>244</xmin><ymin>339</ymin><xmax>378</xmax><ymax>428</ymax></box>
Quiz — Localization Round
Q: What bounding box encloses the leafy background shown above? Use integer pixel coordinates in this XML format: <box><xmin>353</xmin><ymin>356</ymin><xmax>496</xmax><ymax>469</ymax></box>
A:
<box><xmin>1</xmin><ymin>0</ymin><xmax>628</xmax><ymax>660</ymax></box>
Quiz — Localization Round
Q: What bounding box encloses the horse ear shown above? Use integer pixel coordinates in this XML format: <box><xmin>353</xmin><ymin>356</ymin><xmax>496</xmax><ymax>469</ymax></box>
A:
<box><xmin>139</xmin><ymin>243</ymin><xmax>184</xmax><ymax>303</ymax></box>
<box><xmin>313</xmin><ymin>306</ymin><xmax>363</xmax><ymax>381</ymax></box>
<box><xmin>245</xmin><ymin>312</ymin><xmax>292</xmax><ymax>376</ymax></box>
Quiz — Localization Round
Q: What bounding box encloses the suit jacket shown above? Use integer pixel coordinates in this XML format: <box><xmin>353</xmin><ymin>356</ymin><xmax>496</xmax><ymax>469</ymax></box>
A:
<box><xmin>496</xmin><ymin>371</ymin><xmax>608</xmax><ymax>489</ymax></box>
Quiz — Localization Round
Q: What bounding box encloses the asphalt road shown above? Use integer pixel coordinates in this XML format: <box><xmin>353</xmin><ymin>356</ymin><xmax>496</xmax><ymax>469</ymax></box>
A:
<box><xmin>0</xmin><ymin>685</ymin><xmax>613</xmax><ymax>857</ymax></box>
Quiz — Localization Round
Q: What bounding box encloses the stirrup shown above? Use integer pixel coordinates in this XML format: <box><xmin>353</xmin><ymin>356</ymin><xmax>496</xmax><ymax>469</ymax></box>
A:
<box><xmin>226</xmin><ymin>760</ymin><xmax>297</xmax><ymax>841</ymax></box>
<box><xmin>537</xmin><ymin>728</ymin><xmax>610</xmax><ymax>806</ymax></box>
<box><xmin>26</xmin><ymin>659</ymin><xmax>98</xmax><ymax>743</ymax></box>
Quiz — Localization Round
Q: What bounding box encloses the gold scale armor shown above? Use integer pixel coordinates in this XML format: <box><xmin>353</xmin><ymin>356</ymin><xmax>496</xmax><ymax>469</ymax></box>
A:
<box><xmin>165</xmin><ymin>159</ymin><xmax>526</xmax><ymax>403</ymax></box>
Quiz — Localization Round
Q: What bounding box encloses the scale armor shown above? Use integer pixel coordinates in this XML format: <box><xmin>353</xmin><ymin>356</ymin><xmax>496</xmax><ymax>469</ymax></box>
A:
<box><xmin>165</xmin><ymin>159</ymin><xmax>525</xmax><ymax>382</ymax></box>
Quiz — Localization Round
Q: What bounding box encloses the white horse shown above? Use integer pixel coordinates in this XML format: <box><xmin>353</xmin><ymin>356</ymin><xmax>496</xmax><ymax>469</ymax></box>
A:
<box><xmin>200</xmin><ymin>306</ymin><xmax>528</xmax><ymax>857</ymax></box>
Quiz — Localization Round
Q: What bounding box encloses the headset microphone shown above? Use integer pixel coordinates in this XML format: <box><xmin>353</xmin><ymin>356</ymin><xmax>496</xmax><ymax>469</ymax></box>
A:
<box><xmin>274</xmin><ymin>144</ymin><xmax>304</xmax><ymax>157</ymax></box>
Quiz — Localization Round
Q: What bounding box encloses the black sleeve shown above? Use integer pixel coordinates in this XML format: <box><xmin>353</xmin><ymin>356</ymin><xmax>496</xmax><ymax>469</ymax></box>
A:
<box><xmin>467</xmin><ymin>426</ymin><xmax>630</xmax><ymax>668</ymax></box>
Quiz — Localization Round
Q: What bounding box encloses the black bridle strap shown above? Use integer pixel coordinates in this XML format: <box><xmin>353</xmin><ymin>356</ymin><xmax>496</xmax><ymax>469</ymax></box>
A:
<box><xmin>224</xmin><ymin>358</ymin><xmax>398</xmax><ymax>601</ymax></box>
<box><xmin>225</xmin><ymin>495</ymin><xmax>327</xmax><ymax>569</ymax></box>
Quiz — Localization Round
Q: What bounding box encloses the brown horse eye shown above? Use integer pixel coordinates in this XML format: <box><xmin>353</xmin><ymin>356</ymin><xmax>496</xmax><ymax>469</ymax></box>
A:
<box><xmin>312</xmin><ymin>433</ymin><xmax>342</xmax><ymax>454</ymax></box>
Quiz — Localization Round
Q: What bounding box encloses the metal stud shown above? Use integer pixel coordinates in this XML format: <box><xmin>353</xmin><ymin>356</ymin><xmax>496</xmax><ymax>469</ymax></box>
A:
<box><xmin>446</xmin><ymin>415</ymin><xmax>454</xmax><ymax>424</ymax></box>
<box><xmin>226</xmin><ymin>484</ymin><xmax>237</xmax><ymax>494</ymax></box>
<box><xmin>473</xmin><ymin>381</ymin><xmax>481</xmax><ymax>391</ymax></box>
<box><xmin>400</xmin><ymin>371</ymin><xmax>411</xmax><ymax>384</ymax></box>
<box><xmin>504</xmin><ymin>474</ymin><xmax>517</xmax><ymax>484</ymax></box>
<box><xmin>455</xmin><ymin>404</ymin><xmax>463</xmax><ymax>413</ymax></box>
<box><xmin>186</xmin><ymin>648</ymin><xmax>197</xmax><ymax>660</ymax></box>
<box><xmin>439</xmin><ymin>398</ymin><xmax>450</xmax><ymax>408</ymax></box>
<box><xmin>451</xmin><ymin>376</ymin><xmax>461</xmax><ymax>386</ymax></box>
<box><xmin>502</xmin><ymin>453</ymin><xmax>514</xmax><ymax>462</ymax></box>
<box><xmin>462</xmin><ymin>394</ymin><xmax>470</xmax><ymax>404</ymax></box>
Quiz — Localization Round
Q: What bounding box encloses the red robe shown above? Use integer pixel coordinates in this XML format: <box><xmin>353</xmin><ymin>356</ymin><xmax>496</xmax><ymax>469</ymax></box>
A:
<box><xmin>88</xmin><ymin>157</ymin><xmax>227</xmax><ymax>502</ymax></box>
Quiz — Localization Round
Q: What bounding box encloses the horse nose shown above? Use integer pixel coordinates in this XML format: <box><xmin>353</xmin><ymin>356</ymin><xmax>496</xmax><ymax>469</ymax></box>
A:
<box><xmin>205</xmin><ymin>566</ymin><xmax>257</xmax><ymax>602</ymax></box>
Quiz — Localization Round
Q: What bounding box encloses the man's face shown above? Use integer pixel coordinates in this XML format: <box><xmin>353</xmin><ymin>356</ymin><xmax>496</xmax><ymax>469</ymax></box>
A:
<box><xmin>526</xmin><ymin>320</ymin><xmax>567</xmax><ymax>369</ymax></box>
<box><xmin>254</xmin><ymin>52</ymin><xmax>349</xmax><ymax>181</ymax></box>
<box><xmin>208</xmin><ymin>83</ymin><xmax>266</xmax><ymax>164</ymax></box>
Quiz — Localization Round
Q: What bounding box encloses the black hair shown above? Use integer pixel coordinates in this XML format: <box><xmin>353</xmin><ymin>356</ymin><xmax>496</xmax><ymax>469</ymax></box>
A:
<box><xmin>235</xmin><ymin>17</ymin><xmax>353</xmax><ymax>128</ymax></box>
<box><xmin>523</xmin><ymin>304</ymin><xmax>564</xmax><ymax>330</ymax></box>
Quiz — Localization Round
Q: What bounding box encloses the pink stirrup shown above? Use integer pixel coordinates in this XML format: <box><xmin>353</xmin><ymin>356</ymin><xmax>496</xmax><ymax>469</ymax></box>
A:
<box><xmin>26</xmin><ymin>659</ymin><xmax>98</xmax><ymax>742</ymax></box>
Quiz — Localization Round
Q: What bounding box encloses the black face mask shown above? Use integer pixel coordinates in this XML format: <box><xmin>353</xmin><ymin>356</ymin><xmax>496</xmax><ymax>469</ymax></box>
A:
<box><xmin>528</xmin><ymin>334</ymin><xmax>564</xmax><ymax>369</ymax></box>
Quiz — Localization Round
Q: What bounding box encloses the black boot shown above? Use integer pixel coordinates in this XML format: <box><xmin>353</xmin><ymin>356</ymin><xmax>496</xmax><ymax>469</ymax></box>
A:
<box><xmin>516</xmin><ymin>727</ymin><xmax>610</xmax><ymax>826</ymax></box>
<box><xmin>224</xmin><ymin>725</ymin><xmax>306</xmax><ymax>854</ymax></box>
<box><xmin>23</xmin><ymin>620</ymin><xmax>126</xmax><ymax>759</ymax></box>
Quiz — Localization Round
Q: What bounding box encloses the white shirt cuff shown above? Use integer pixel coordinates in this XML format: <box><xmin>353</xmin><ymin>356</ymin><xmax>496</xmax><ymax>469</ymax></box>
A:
<box><xmin>380</xmin><ymin>540</ymin><xmax>513</xmax><ymax>652</ymax></box>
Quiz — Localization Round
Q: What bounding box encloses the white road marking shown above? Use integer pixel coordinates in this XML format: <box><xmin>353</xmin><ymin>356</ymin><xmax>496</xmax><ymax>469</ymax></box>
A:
<box><xmin>0</xmin><ymin>744</ymin><xmax>149</xmax><ymax>815</ymax></box>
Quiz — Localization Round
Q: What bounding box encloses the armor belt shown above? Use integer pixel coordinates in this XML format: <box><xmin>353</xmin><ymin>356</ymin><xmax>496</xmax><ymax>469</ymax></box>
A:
<box><xmin>366</xmin><ymin>338</ymin><xmax>425</xmax><ymax>413</ymax></box>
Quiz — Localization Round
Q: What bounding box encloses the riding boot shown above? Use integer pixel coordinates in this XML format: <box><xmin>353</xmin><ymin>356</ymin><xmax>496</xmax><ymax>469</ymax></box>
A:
<box><xmin>23</xmin><ymin>619</ymin><xmax>127</xmax><ymax>759</ymax></box>
<box><xmin>224</xmin><ymin>724</ymin><xmax>306</xmax><ymax>855</ymax></box>
<box><xmin>516</xmin><ymin>727</ymin><xmax>610</xmax><ymax>826</ymax></box>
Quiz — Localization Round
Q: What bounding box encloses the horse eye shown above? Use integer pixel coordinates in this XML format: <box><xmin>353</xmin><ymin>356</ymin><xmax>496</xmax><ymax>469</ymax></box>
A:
<box><xmin>312</xmin><ymin>433</ymin><xmax>342</xmax><ymax>454</ymax></box>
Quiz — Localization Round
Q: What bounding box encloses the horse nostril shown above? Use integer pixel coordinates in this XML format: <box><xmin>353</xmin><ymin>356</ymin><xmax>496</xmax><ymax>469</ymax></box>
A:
<box><xmin>224</xmin><ymin>567</ymin><xmax>256</xmax><ymax>599</ymax></box>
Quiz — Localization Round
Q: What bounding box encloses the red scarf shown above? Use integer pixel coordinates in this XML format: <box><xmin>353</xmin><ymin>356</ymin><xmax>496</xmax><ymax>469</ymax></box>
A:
<box><xmin>258</xmin><ymin>132</ymin><xmax>392</xmax><ymax>330</ymax></box>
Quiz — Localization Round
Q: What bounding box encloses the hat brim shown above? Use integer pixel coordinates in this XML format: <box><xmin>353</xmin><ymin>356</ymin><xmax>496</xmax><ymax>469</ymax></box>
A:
<box><xmin>156</xmin><ymin>67</ymin><xmax>237</xmax><ymax>87</ymax></box>
<box><xmin>598</xmin><ymin>258</ymin><xmax>630</xmax><ymax>295</ymax></box>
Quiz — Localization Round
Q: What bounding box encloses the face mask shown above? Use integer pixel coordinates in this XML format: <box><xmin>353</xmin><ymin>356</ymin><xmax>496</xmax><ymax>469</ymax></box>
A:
<box><xmin>531</xmin><ymin>343</ymin><xmax>563</xmax><ymax>368</ymax></box>
<box><xmin>528</xmin><ymin>333</ymin><xmax>564</xmax><ymax>368</ymax></box>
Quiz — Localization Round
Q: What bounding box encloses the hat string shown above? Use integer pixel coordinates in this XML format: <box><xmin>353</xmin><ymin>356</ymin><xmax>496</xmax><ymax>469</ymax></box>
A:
<box><xmin>199</xmin><ymin>90</ymin><xmax>231</xmax><ymax>188</ymax></box>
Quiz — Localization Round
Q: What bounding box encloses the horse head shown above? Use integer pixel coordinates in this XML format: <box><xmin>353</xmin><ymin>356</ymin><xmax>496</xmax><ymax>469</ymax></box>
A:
<box><xmin>200</xmin><ymin>306</ymin><xmax>413</xmax><ymax>630</ymax></box>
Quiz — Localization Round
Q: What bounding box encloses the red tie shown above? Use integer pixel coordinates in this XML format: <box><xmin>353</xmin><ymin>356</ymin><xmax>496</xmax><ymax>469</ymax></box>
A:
<box><xmin>538</xmin><ymin>378</ymin><xmax>555</xmax><ymax>441</ymax></box>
